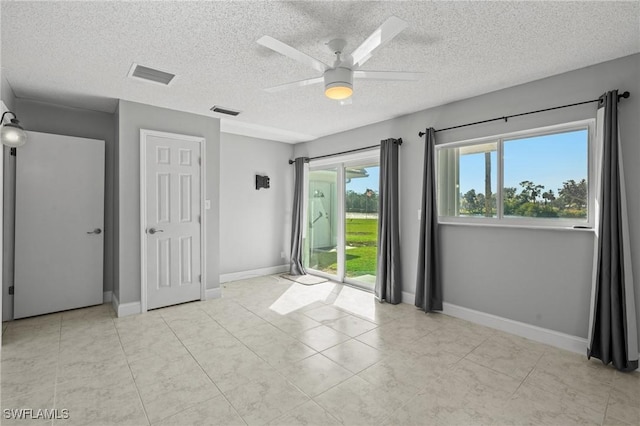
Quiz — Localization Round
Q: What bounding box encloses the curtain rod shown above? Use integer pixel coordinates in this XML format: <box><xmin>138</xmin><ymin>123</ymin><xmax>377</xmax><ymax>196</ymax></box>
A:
<box><xmin>418</xmin><ymin>91</ymin><xmax>630</xmax><ymax>138</ymax></box>
<box><xmin>288</xmin><ymin>139</ymin><xmax>402</xmax><ymax>164</ymax></box>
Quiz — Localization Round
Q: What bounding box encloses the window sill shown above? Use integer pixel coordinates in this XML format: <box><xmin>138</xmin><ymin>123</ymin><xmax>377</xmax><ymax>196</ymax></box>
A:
<box><xmin>437</xmin><ymin>220</ymin><xmax>594</xmax><ymax>233</ymax></box>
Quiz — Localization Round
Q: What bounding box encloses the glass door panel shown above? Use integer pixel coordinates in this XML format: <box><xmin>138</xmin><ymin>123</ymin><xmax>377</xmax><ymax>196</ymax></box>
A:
<box><xmin>304</xmin><ymin>168</ymin><xmax>339</xmax><ymax>277</ymax></box>
<box><xmin>344</xmin><ymin>162</ymin><xmax>379</xmax><ymax>290</ymax></box>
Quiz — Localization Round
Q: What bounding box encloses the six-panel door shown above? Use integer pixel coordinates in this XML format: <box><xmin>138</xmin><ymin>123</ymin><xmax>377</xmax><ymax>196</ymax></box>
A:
<box><xmin>145</xmin><ymin>134</ymin><xmax>202</xmax><ymax>310</ymax></box>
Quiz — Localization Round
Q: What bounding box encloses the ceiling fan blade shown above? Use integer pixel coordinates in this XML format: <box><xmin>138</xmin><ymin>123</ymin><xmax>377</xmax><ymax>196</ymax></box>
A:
<box><xmin>257</xmin><ymin>36</ymin><xmax>329</xmax><ymax>73</ymax></box>
<box><xmin>264</xmin><ymin>77</ymin><xmax>324</xmax><ymax>93</ymax></box>
<box><xmin>350</xmin><ymin>16</ymin><xmax>408</xmax><ymax>68</ymax></box>
<box><xmin>354</xmin><ymin>70</ymin><xmax>422</xmax><ymax>81</ymax></box>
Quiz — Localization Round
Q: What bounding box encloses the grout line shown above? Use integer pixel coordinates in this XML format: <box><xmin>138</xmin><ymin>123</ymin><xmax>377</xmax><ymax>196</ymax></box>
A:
<box><xmin>601</xmin><ymin>389</ymin><xmax>612</xmax><ymax>426</ymax></box>
<box><xmin>51</xmin><ymin>315</ymin><xmax>62</xmax><ymax>426</ymax></box>
<box><xmin>154</xmin><ymin>314</ymin><xmax>246</xmax><ymax>423</ymax></box>
<box><xmin>165</xmin><ymin>310</ymin><xmax>248</xmax><ymax>425</ymax></box>
<box><xmin>112</xmin><ymin>316</ymin><xmax>152</xmax><ymax>426</ymax></box>
<box><xmin>507</xmin><ymin>348</ymin><xmax>547</xmax><ymax>398</ymax></box>
<box><xmin>191</xmin><ymin>299</ymin><xmax>346</xmax><ymax>424</ymax></box>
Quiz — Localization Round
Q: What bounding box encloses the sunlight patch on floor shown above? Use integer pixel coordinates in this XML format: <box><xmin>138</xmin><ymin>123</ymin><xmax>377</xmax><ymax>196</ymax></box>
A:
<box><xmin>269</xmin><ymin>282</ymin><xmax>339</xmax><ymax>315</ymax></box>
<box><xmin>331</xmin><ymin>286</ymin><xmax>377</xmax><ymax>321</ymax></box>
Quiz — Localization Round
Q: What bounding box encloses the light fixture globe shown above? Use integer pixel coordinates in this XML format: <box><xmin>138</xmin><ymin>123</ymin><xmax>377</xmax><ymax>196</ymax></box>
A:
<box><xmin>325</xmin><ymin>83</ymin><xmax>353</xmax><ymax>100</ymax></box>
<box><xmin>324</xmin><ymin>67</ymin><xmax>353</xmax><ymax>100</ymax></box>
<box><xmin>0</xmin><ymin>115</ymin><xmax>27</xmax><ymax>147</ymax></box>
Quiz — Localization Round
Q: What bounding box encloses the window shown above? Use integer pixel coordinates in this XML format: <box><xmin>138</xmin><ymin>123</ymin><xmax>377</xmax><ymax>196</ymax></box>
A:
<box><xmin>437</xmin><ymin>121</ymin><xmax>593</xmax><ymax>227</ymax></box>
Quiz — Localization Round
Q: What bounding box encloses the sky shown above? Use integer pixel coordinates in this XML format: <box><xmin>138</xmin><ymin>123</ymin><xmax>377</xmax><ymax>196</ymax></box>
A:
<box><xmin>346</xmin><ymin>166</ymin><xmax>380</xmax><ymax>194</ymax></box>
<box><xmin>324</xmin><ymin>128</ymin><xmax>587</xmax><ymax>197</ymax></box>
<box><xmin>459</xmin><ymin>129</ymin><xmax>588</xmax><ymax>196</ymax></box>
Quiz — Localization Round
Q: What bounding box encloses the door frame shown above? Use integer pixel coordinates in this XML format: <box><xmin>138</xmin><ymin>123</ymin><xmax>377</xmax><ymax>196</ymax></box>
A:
<box><xmin>139</xmin><ymin>129</ymin><xmax>206</xmax><ymax>313</ymax></box>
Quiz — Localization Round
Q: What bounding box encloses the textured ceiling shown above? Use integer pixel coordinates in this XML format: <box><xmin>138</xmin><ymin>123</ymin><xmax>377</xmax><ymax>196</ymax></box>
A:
<box><xmin>2</xmin><ymin>1</ymin><xmax>639</xmax><ymax>143</ymax></box>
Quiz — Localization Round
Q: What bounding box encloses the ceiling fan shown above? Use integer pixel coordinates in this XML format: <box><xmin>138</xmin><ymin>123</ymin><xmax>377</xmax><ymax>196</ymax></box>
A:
<box><xmin>257</xmin><ymin>16</ymin><xmax>422</xmax><ymax>102</ymax></box>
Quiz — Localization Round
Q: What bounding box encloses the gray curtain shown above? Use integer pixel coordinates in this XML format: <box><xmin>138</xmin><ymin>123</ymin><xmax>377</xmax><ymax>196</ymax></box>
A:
<box><xmin>415</xmin><ymin>128</ymin><xmax>442</xmax><ymax>312</ymax></box>
<box><xmin>587</xmin><ymin>91</ymin><xmax>638</xmax><ymax>371</ymax></box>
<box><xmin>289</xmin><ymin>157</ymin><xmax>307</xmax><ymax>275</ymax></box>
<box><xmin>375</xmin><ymin>138</ymin><xmax>402</xmax><ymax>304</ymax></box>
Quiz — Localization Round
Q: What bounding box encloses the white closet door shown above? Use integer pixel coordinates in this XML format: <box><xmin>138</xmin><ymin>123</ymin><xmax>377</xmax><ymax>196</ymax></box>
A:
<box><xmin>143</xmin><ymin>131</ymin><xmax>202</xmax><ymax>310</ymax></box>
<box><xmin>14</xmin><ymin>131</ymin><xmax>104</xmax><ymax>319</ymax></box>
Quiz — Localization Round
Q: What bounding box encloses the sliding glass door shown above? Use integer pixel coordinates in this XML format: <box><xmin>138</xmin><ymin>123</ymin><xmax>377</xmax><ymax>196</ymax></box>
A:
<box><xmin>303</xmin><ymin>151</ymin><xmax>379</xmax><ymax>291</ymax></box>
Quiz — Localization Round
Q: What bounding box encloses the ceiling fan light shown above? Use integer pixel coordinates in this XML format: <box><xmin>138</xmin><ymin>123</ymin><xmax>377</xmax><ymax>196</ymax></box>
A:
<box><xmin>325</xmin><ymin>82</ymin><xmax>353</xmax><ymax>100</ymax></box>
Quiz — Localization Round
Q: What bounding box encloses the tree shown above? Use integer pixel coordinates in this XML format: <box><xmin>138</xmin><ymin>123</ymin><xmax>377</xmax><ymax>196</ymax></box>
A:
<box><xmin>518</xmin><ymin>180</ymin><xmax>545</xmax><ymax>203</ymax></box>
<box><xmin>504</xmin><ymin>187</ymin><xmax>517</xmax><ymax>200</ymax></box>
<box><xmin>461</xmin><ymin>189</ymin><xmax>481</xmax><ymax>215</ymax></box>
<box><xmin>503</xmin><ymin>186</ymin><xmax>518</xmax><ymax>216</ymax></box>
<box><xmin>345</xmin><ymin>189</ymin><xmax>378</xmax><ymax>213</ymax></box>
<box><xmin>542</xmin><ymin>190</ymin><xmax>556</xmax><ymax>204</ymax></box>
<box><xmin>558</xmin><ymin>179</ymin><xmax>587</xmax><ymax>209</ymax></box>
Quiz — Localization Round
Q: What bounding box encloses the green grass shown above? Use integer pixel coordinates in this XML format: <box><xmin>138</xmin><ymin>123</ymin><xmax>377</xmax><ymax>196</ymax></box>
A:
<box><xmin>307</xmin><ymin>218</ymin><xmax>378</xmax><ymax>277</ymax></box>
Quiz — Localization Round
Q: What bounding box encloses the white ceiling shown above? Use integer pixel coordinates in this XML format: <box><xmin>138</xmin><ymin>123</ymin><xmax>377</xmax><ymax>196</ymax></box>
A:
<box><xmin>2</xmin><ymin>1</ymin><xmax>639</xmax><ymax>143</ymax></box>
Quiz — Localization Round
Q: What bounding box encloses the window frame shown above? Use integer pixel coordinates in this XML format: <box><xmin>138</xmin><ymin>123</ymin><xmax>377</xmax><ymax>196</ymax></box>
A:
<box><xmin>436</xmin><ymin>119</ymin><xmax>595</xmax><ymax>229</ymax></box>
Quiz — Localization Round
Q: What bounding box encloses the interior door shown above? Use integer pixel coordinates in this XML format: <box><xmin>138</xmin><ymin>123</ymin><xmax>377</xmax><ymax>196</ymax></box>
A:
<box><xmin>14</xmin><ymin>132</ymin><xmax>104</xmax><ymax>319</ymax></box>
<box><xmin>143</xmin><ymin>131</ymin><xmax>202</xmax><ymax>310</ymax></box>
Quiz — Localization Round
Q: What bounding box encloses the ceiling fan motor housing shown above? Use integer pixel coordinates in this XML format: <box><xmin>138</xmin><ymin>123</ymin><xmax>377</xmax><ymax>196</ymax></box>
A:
<box><xmin>324</xmin><ymin>67</ymin><xmax>353</xmax><ymax>100</ymax></box>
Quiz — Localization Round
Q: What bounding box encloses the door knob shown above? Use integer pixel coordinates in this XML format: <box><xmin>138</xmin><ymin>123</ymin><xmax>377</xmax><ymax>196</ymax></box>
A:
<box><xmin>86</xmin><ymin>228</ymin><xmax>102</xmax><ymax>235</ymax></box>
<box><xmin>148</xmin><ymin>227</ymin><xmax>164</xmax><ymax>235</ymax></box>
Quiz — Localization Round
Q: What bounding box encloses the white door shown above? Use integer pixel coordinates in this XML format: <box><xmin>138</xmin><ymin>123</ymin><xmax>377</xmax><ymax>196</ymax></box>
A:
<box><xmin>142</xmin><ymin>131</ymin><xmax>203</xmax><ymax>310</ymax></box>
<box><xmin>14</xmin><ymin>132</ymin><xmax>104</xmax><ymax>319</ymax></box>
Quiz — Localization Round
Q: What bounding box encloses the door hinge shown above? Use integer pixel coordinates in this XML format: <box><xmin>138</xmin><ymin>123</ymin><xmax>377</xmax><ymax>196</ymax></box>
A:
<box><xmin>198</xmin><ymin>215</ymin><xmax>201</xmax><ymax>224</ymax></box>
<box><xmin>10</xmin><ymin>148</ymin><xmax>16</xmax><ymax>156</ymax></box>
<box><xmin>199</xmin><ymin>274</ymin><xmax>202</xmax><ymax>283</ymax></box>
<box><xmin>8</xmin><ymin>286</ymin><xmax>14</xmax><ymax>295</ymax></box>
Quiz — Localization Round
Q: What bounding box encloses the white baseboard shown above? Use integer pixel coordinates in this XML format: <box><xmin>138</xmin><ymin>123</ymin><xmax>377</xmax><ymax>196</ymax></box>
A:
<box><xmin>103</xmin><ymin>291</ymin><xmax>112</xmax><ymax>303</ymax></box>
<box><xmin>111</xmin><ymin>293</ymin><xmax>141</xmax><ymax>318</ymax></box>
<box><xmin>402</xmin><ymin>291</ymin><xmax>587</xmax><ymax>355</ymax></box>
<box><xmin>402</xmin><ymin>291</ymin><xmax>414</xmax><ymax>305</ymax></box>
<box><xmin>205</xmin><ymin>287</ymin><xmax>221</xmax><ymax>300</ymax></box>
<box><xmin>441</xmin><ymin>302</ymin><xmax>588</xmax><ymax>355</ymax></box>
<box><xmin>219</xmin><ymin>264</ymin><xmax>288</xmax><ymax>283</ymax></box>
<box><xmin>111</xmin><ymin>293</ymin><xmax>118</xmax><ymax>315</ymax></box>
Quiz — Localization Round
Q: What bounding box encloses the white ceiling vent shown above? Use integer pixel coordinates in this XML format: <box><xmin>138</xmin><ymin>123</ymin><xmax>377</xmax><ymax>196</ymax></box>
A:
<box><xmin>128</xmin><ymin>63</ymin><xmax>175</xmax><ymax>86</ymax></box>
<box><xmin>210</xmin><ymin>105</ymin><xmax>241</xmax><ymax>116</ymax></box>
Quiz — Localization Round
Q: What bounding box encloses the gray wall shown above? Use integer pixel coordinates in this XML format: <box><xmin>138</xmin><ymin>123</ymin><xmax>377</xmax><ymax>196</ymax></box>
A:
<box><xmin>294</xmin><ymin>53</ymin><xmax>640</xmax><ymax>341</ymax></box>
<box><xmin>1</xmin><ymin>77</ymin><xmax>15</xmax><ymax>112</ymax></box>
<box><xmin>219</xmin><ymin>133</ymin><xmax>293</xmax><ymax>275</ymax></box>
<box><xmin>117</xmin><ymin>100</ymin><xmax>220</xmax><ymax>304</ymax></box>
<box><xmin>2</xmin><ymin>98</ymin><xmax>115</xmax><ymax>320</ymax></box>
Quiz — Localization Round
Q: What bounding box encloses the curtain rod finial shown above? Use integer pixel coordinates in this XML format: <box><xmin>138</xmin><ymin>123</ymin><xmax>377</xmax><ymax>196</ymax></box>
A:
<box><xmin>418</xmin><ymin>131</ymin><xmax>425</xmax><ymax>138</ymax></box>
<box><xmin>619</xmin><ymin>91</ymin><xmax>630</xmax><ymax>101</ymax></box>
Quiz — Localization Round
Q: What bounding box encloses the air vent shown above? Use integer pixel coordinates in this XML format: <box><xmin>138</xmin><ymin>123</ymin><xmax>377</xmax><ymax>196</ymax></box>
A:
<box><xmin>210</xmin><ymin>105</ymin><xmax>241</xmax><ymax>116</ymax></box>
<box><xmin>128</xmin><ymin>63</ymin><xmax>175</xmax><ymax>86</ymax></box>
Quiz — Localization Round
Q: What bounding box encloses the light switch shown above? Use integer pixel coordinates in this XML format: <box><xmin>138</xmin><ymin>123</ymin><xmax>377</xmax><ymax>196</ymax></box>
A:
<box><xmin>205</xmin><ymin>200</ymin><xmax>211</xmax><ymax>210</ymax></box>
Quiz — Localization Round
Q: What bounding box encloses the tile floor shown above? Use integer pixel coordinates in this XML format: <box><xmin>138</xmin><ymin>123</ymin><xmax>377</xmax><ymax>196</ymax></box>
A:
<box><xmin>1</xmin><ymin>274</ymin><xmax>638</xmax><ymax>425</ymax></box>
